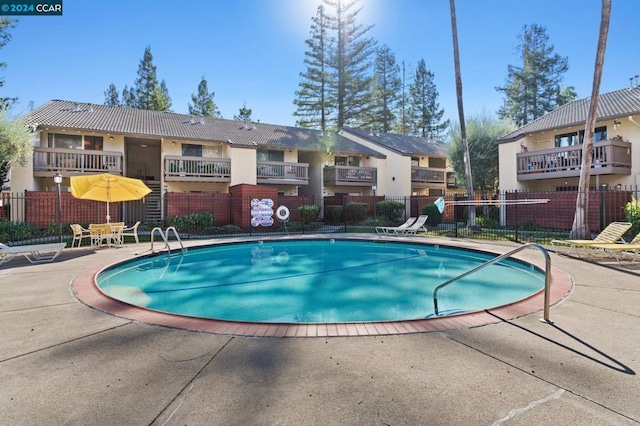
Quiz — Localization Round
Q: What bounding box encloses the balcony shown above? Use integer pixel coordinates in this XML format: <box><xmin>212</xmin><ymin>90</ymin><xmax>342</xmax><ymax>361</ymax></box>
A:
<box><xmin>517</xmin><ymin>139</ymin><xmax>632</xmax><ymax>181</ymax></box>
<box><xmin>257</xmin><ymin>161</ymin><xmax>309</xmax><ymax>185</ymax></box>
<box><xmin>323</xmin><ymin>165</ymin><xmax>377</xmax><ymax>187</ymax></box>
<box><xmin>33</xmin><ymin>148</ymin><xmax>123</xmax><ymax>177</ymax></box>
<box><xmin>164</xmin><ymin>155</ymin><xmax>231</xmax><ymax>182</ymax></box>
<box><xmin>411</xmin><ymin>167</ymin><xmax>446</xmax><ymax>188</ymax></box>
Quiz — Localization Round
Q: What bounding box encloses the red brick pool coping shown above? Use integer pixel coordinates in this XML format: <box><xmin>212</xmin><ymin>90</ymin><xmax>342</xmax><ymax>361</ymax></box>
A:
<box><xmin>71</xmin><ymin>248</ymin><xmax>573</xmax><ymax>338</ymax></box>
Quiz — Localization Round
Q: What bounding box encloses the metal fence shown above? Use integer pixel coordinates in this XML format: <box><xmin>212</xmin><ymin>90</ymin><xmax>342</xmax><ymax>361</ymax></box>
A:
<box><xmin>1</xmin><ymin>186</ymin><xmax>638</xmax><ymax>245</ymax></box>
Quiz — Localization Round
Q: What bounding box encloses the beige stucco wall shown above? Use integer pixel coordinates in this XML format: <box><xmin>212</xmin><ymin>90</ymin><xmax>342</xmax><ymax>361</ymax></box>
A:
<box><xmin>229</xmin><ymin>146</ymin><xmax>257</xmax><ymax>186</ymax></box>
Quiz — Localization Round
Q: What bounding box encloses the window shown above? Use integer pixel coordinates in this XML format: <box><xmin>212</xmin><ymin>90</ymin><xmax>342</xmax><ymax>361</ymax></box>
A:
<box><xmin>84</xmin><ymin>136</ymin><xmax>103</xmax><ymax>151</ymax></box>
<box><xmin>334</xmin><ymin>155</ymin><xmax>360</xmax><ymax>166</ymax></box>
<box><xmin>257</xmin><ymin>149</ymin><xmax>284</xmax><ymax>162</ymax></box>
<box><xmin>411</xmin><ymin>157</ymin><xmax>419</xmax><ymax>167</ymax></box>
<box><xmin>48</xmin><ymin>133</ymin><xmax>104</xmax><ymax>150</ymax></box>
<box><xmin>182</xmin><ymin>143</ymin><xmax>202</xmax><ymax>157</ymax></box>
<box><xmin>554</xmin><ymin>132</ymin><xmax>579</xmax><ymax>148</ymax></box>
<box><xmin>555</xmin><ymin>126</ymin><xmax>607</xmax><ymax>147</ymax></box>
<box><xmin>48</xmin><ymin>133</ymin><xmax>82</xmax><ymax>149</ymax></box>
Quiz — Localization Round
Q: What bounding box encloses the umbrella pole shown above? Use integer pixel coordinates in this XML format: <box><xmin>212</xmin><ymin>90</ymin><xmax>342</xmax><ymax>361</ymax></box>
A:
<box><xmin>106</xmin><ymin>200</ymin><xmax>110</xmax><ymax>223</ymax></box>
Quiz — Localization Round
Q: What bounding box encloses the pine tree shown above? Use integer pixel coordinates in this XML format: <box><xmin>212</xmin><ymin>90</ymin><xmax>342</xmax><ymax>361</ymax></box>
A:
<box><xmin>151</xmin><ymin>79</ymin><xmax>172</xmax><ymax>111</ymax></box>
<box><xmin>393</xmin><ymin>61</ymin><xmax>412</xmax><ymax>135</ymax></box>
<box><xmin>133</xmin><ymin>46</ymin><xmax>160</xmax><ymax>110</ymax></box>
<box><xmin>409</xmin><ymin>59</ymin><xmax>448</xmax><ymax>140</ymax></box>
<box><xmin>0</xmin><ymin>18</ymin><xmax>17</xmax><ymax>110</ymax></box>
<box><xmin>104</xmin><ymin>83</ymin><xmax>120</xmax><ymax>106</ymax></box>
<box><xmin>121</xmin><ymin>85</ymin><xmax>136</xmax><ymax>107</ymax></box>
<box><xmin>293</xmin><ymin>5</ymin><xmax>332</xmax><ymax>131</ymax></box>
<box><xmin>324</xmin><ymin>0</ymin><xmax>376</xmax><ymax>128</ymax></box>
<box><xmin>496</xmin><ymin>24</ymin><xmax>570</xmax><ymax>126</ymax></box>
<box><xmin>189</xmin><ymin>76</ymin><xmax>221</xmax><ymax>117</ymax></box>
<box><xmin>234</xmin><ymin>102</ymin><xmax>252</xmax><ymax>122</ymax></box>
<box><xmin>366</xmin><ymin>44</ymin><xmax>400</xmax><ymax>132</ymax></box>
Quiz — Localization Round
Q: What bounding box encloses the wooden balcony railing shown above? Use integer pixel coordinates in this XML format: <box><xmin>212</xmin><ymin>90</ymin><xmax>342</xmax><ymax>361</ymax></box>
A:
<box><xmin>323</xmin><ymin>165</ymin><xmax>377</xmax><ymax>187</ymax></box>
<box><xmin>257</xmin><ymin>161</ymin><xmax>309</xmax><ymax>185</ymax></box>
<box><xmin>516</xmin><ymin>139</ymin><xmax>632</xmax><ymax>181</ymax></box>
<box><xmin>33</xmin><ymin>147</ymin><xmax>123</xmax><ymax>177</ymax></box>
<box><xmin>411</xmin><ymin>167</ymin><xmax>446</xmax><ymax>187</ymax></box>
<box><xmin>164</xmin><ymin>155</ymin><xmax>231</xmax><ymax>182</ymax></box>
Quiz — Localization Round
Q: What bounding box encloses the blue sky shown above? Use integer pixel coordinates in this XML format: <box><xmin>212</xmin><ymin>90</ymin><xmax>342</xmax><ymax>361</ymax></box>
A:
<box><xmin>3</xmin><ymin>0</ymin><xmax>639</xmax><ymax>128</ymax></box>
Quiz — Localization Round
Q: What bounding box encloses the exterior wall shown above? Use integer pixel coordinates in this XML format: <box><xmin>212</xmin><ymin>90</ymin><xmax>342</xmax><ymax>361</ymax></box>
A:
<box><xmin>229</xmin><ymin>146</ymin><xmax>257</xmax><ymax>186</ymax></box>
<box><xmin>500</xmin><ymin>116</ymin><xmax>640</xmax><ymax>191</ymax></box>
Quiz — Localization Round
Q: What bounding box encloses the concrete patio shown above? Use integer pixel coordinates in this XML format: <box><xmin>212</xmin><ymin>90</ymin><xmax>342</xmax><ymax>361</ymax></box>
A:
<box><xmin>1</xmin><ymin>236</ymin><xmax>638</xmax><ymax>425</ymax></box>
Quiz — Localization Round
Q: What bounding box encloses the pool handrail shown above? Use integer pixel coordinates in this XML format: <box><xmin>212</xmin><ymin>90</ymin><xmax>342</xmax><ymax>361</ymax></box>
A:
<box><xmin>432</xmin><ymin>243</ymin><xmax>553</xmax><ymax>324</ymax></box>
<box><xmin>149</xmin><ymin>226</ymin><xmax>184</xmax><ymax>255</ymax></box>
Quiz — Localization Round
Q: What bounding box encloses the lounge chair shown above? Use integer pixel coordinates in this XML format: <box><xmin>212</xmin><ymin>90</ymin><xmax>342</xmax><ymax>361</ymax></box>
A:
<box><xmin>121</xmin><ymin>221</ymin><xmax>141</xmax><ymax>244</ymax></box>
<box><xmin>0</xmin><ymin>242</ymin><xmax>66</xmax><ymax>265</ymax></box>
<box><xmin>550</xmin><ymin>222</ymin><xmax>632</xmax><ymax>257</ymax></box>
<box><xmin>375</xmin><ymin>217</ymin><xmax>417</xmax><ymax>235</ymax></box>
<box><xmin>396</xmin><ymin>215</ymin><xmax>429</xmax><ymax>235</ymax></box>
<box><xmin>70</xmin><ymin>224</ymin><xmax>91</xmax><ymax>248</ymax></box>
<box><xmin>587</xmin><ymin>230</ymin><xmax>640</xmax><ymax>264</ymax></box>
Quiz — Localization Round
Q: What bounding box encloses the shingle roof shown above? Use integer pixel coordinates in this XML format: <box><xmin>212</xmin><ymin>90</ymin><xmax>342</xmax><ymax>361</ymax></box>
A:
<box><xmin>27</xmin><ymin>100</ymin><xmax>385</xmax><ymax>157</ymax></box>
<box><xmin>341</xmin><ymin>127</ymin><xmax>448</xmax><ymax>157</ymax></box>
<box><xmin>497</xmin><ymin>86</ymin><xmax>640</xmax><ymax>142</ymax></box>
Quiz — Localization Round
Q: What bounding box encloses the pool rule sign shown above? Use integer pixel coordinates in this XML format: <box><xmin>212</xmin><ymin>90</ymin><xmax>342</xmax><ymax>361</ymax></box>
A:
<box><xmin>250</xmin><ymin>198</ymin><xmax>274</xmax><ymax>227</ymax></box>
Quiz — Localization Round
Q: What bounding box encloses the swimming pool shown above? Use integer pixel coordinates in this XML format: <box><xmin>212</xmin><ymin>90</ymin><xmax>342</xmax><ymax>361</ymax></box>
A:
<box><xmin>96</xmin><ymin>239</ymin><xmax>546</xmax><ymax>323</ymax></box>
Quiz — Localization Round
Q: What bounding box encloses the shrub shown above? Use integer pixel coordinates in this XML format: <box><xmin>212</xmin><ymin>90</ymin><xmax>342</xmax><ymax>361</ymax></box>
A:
<box><xmin>422</xmin><ymin>203</ymin><xmax>443</xmax><ymax>226</ymax></box>
<box><xmin>376</xmin><ymin>200</ymin><xmax>404</xmax><ymax>221</ymax></box>
<box><xmin>518</xmin><ymin>220</ymin><xmax>539</xmax><ymax>231</ymax></box>
<box><xmin>324</xmin><ymin>205</ymin><xmax>343</xmax><ymax>224</ymax></box>
<box><xmin>345</xmin><ymin>202</ymin><xmax>369</xmax><ymax>224</ymax></box>
<box><xmin>168</xmin><ymin>212</ymin><xmax>215</xmax><ymax>234</ymax></box>
<box><xmin>476</xmin><ymin>216</ymin><xmax>499</xmax><ymax>229</ymax></box>
<box><xmin>625</xmin><ymin>196</ymin><xmax>640</xmax><ymax>236</ymax></box>
<box><xmin>0</xmin><ymin>220</ymin><xmax>40</xmax><ymax>242</ymax></box>
<box><xmin>297</xmin><ymin>204</ymin><xmax>320</xmax><ymax>225</ymax></box>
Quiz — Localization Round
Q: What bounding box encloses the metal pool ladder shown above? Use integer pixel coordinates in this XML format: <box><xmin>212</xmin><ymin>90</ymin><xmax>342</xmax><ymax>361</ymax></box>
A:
<box><xmin>149</xmin><ymin>226</ymin><xmax>184</xmax><ymax>255</ymax></box>
<box><xmin>432</xmin><ymin>243</ymin><xmax>553</xmax><ymax>324</ymax></box>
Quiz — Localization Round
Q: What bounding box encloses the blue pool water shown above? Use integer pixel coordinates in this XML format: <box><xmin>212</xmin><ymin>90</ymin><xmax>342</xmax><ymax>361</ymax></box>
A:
<box><xmin>96</xmin><ymin>239</ymin><xmax>545</xmax><ymax>323</ymax></box>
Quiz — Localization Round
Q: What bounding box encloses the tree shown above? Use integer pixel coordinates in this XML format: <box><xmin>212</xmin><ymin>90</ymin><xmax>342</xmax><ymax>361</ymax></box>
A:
<box><xmin>393</xmin><ymin>61</ymin><xmax>412</xmax><ymax>135</ymax></box>
<box><xmin>133</xmin><ymin>46</ymin><xmax>163</xmax><ymax>110</ymax></box>
<box><xmin>103</xmin><ymin>83</ymin><xmax>120</xmax><ymax>106</ymax></box>
<box><xmin>189</xmin><ymin>76</ymin><xmax>221</xmax><ymax>118</ymax></box>
<box><xmin>121</xmin><ymin>85</ymin><xmax>136</xmax><ymax>107</ymax></box>
<box><xmin>324</xmin><ymin>0</ymin><xmax>376</xmax><ymax>128</ymax></box>
<box><xmin>365</xmin><ymin>44</ymin><xmax>401</xmax><ymax>132</ymax></box>
<box><xmin>0</xmin><ymin>18</ymin><xmax>17</xmax><ymax>110</ymax></box>
<box><xmin>151</xmin><ymin>79</ymin><xmax>172</xmax><ymax>111</ymax></box>
<box><xmin>0</xmin><ymin>109</ymin><xmax>32</xmax><ymax>189</ymax></box>
<box><xmin>556</xmin><ymin>85</ymin><xmax>578</xmax><ymax>107</ymax></box>
<box><xmin>408</xmin><ymin>59</ymin><xmax>448</xmax><ymax>140</ymax></box>
<box><xmin>293</xmin><ymin>5</ymin><xmax>332</xmax><ymax>131</ymax></box>
<box><xmin>496</xmin><ymin>24</ymin><xmax>570</xmax><ymax>126</ymax></box>
<box><xmin>234</xmin><ymin>102</ymin><xmax>252</xmax><ymax>122</ymax></box>
<box><xmin>448</xmin><ymin>112</ymin><xmax>515</xmax><ymax>192</ymax></box>
<box><xmin>570</xmin><ymin>0</ymin><xmax>611</xmax><ymax>240</ymax></box>
<box><xmin>449</xmin><ymin>0</ymin><xmax>475</xmax><ymax>226</ymax></box>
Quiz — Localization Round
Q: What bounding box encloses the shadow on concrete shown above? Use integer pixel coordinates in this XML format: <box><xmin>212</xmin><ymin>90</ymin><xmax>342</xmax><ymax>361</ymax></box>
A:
<box><xmin>488</xmin><ymin>312</ymin><xmax>635</xmax><ymax>375</ymax></box>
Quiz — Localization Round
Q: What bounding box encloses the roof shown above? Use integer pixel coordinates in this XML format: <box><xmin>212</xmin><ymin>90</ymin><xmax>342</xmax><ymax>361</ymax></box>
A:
<box><xmin>341</xmin><ymin>127</ymin><xmax>449</xmax><ymax>157</ymax></box>
<box><xmin>497</xmin><ymin>86</ymin><xmax>640</xmax><ymax>142</ymax></box>
<box><xmin>27</xmin><ymin>100</ymin><xmax>385</xmax><ymax>157</ymax></box>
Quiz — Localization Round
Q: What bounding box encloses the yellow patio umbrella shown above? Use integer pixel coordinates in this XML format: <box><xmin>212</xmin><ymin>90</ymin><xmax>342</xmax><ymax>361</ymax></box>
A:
<box><xmin>70</xmin><ymin>173</ymin><xmax>151</xmax><ymax>222</ymax></box>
